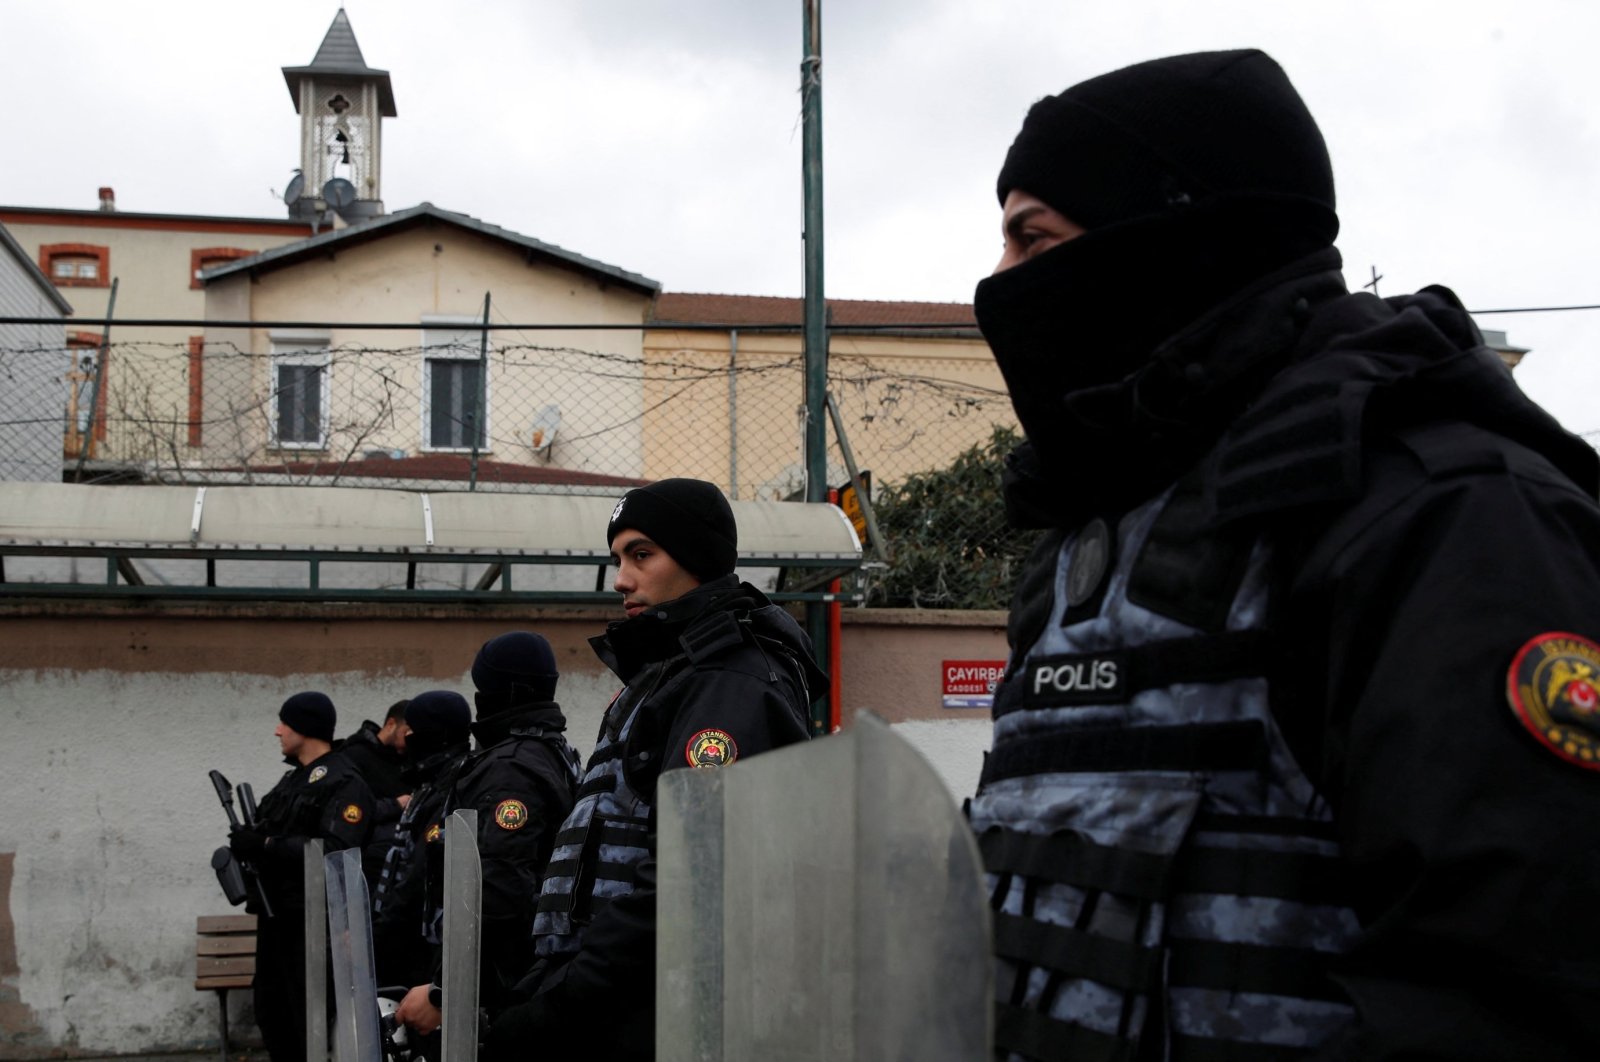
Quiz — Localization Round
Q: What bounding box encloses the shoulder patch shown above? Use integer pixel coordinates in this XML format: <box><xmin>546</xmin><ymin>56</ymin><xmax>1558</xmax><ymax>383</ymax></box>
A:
<box><xmin>494</xmin><ymin>798</ymin><xmax>529</xmax><ymax>830</ymax></box>
<box><xmin>425</xmin><ymin>823</ymin><xmax>443</xmax><ymax>843</ymax></box>
<box><xmin>1507</xmin><ymin>631</ymin><xmax>1600</xmax><ymax>771</ymax></box>
<box><xmin>341</xmin><ymin>803</ymin><xmax>363</xmax><ymax>824</ymax></box>
<box><xmin>686</xmin><ymin>728</ymin><xmax>737</xmax><ymax>768</ymax></box>
<box><xmin>308</xmin><ymin>766</ymin><xmax>328</xmax><ymax>783</ymax></box>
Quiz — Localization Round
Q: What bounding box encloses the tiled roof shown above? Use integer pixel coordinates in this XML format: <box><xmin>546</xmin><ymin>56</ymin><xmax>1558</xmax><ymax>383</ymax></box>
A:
<box><xmin>199</xmin><ymin>202</ymin><xmax>659</xmax><ymax>293</ymax></box>
<box><xmin>241</xmin><ymin>454</ymin><xmax>647</xmax><ymax>488</ymax></box>
<box><xmin>651</xmin><ymin>292</ymin><xmax>977</xmax><ymax>329</ymax></box>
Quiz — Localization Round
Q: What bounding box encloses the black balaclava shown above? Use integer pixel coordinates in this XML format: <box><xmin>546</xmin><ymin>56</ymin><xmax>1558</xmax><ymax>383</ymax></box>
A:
<box><xmin>279</xmin><ymin>691</ymin><xmax>336</xmax><ymax>744</ymax></box>
<box><xmin>471</xmin><ymin>631</ymin><xmax>559</xmax><ymax>718</ymax></box>
<box><xmin>401</xmin><ymin>689</ymin><xmax>471</xmax><ymax>779</ymax></box>
<box><xmin>605</xmin><ymin>477</ymin><xmax>737</xmax><ymax>583</ymax></box>
<box><xmin>974</xmin><ymin>49</ymin><xmax>1339</xmax><ymax>517</ymax></box>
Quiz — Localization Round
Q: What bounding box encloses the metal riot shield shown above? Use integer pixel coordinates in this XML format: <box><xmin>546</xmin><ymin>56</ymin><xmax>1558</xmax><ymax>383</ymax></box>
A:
<box><xmin>440</xmin><ymin>809</ymin><xmax>482</xmax><ymax>1062</ymax></box>
<box><xmin>325</xmin><ymin>847</ymin><xmax>381</xmax><ymax>1062</ymax></box>
<box><xmin>657</xmin><ymin>711</ymin><xmax>992</xmax><ymax>1061</ymax></box>
<box><xmin>304</xmin><ymin>839</ymin><xmax>326</xmax><ymax>1062</ymax></box>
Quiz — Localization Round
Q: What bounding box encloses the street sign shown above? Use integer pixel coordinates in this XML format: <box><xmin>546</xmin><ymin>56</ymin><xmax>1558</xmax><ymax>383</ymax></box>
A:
<box><xmin>835</xmin><ymin>470</ymin><xmax>872</xmax><ymax>544</ymax></box>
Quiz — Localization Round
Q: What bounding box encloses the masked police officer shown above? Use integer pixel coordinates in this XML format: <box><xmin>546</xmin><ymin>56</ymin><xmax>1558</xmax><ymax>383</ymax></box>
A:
<box><xmin>228</xmin><ymin>691</ymin><xmax>375</xmax><ymax>1062</ymax></box>
<box><xmin>371</xmin><ymin>689</ymin><xmax>474</xmax><ymax>1060</ymax></box>
<box><xmin>481</xmin><ymin>478</ymin><xmax>826</xmax><ymax>1062</ymax></box>
<box><xmin>391</xmin><ymin>634</ymin><xmax>581</xmax><ymax>1037</ymax></box>
<box><xmin>968</xmin><ymin>49</ymin><xmax>1600</xmax><ymax>1060</ymax></box>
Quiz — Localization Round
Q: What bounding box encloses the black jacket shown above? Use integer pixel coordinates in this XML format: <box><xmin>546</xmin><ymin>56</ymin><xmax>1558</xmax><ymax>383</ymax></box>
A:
<box><xmin>483</xmin><ymin>577</ymin><xmax>824</xmax><ymax>1061</ymax></box>
<box><xmin>250</xmin><ymin>748</ymin><xmax>375</xmax><ymax>913</ymax></box>
<box><xmin>1002</xmin><ymin>260</ymin><xmax>1600</xmax><ymax>1058</ymax></box>
<box><xmin>441</xmin><ymin>701</ymin><xmax>578</xmax><ymax>1009</ymax></box>
<box><xmin>339</xmin><ymin>720</ymin><xmax>408</xmax><ymax>887</ymax></box>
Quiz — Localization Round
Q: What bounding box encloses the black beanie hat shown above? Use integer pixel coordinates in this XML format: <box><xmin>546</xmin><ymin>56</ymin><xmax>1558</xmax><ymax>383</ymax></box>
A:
<box><xmin>605</xmin><ymin>478</ymin><xmax>737</xmax><ymax>583</ymax></box>
<box><xmin>279</xmin><ymin>691</ymin><xmax>336</xmax><ymax>743</ymax></box>
<box><xmin>402</xmin><ymin>690</ymin><xmax>472</xmax><ymax>758</ymax></box>
<box><xmin>471</xmin><ymin>631</ymin><xmax>559</xmax><ymax>711</ymax></box>
<box><xmin>997</xmin><ymin>49</ymin><xmax>1337</xmax><ymax>241</ymax></box>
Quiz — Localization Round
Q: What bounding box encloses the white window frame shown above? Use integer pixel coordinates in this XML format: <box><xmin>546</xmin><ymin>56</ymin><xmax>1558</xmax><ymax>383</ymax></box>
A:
<box><xmin>269</xmin><ymin>340</ymin><xmax>330</xmax><ymax>450</ymax></box>
<box><xmin>420</xmin><ymin>317</ymin><xmax>491</xmax><ymax>453</ymax></box>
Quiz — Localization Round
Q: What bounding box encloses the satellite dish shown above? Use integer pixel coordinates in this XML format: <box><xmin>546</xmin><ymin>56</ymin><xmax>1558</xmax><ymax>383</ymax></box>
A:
<box><xmin>322</xmin><ymin>177</ymin><xmax>357</xmax><ymax>210</ymax></box>
<box><xmin>283</xmin><ymin>172</ymin><xmax>305</xmax><ymax>206</ymax></box>
<box><xmin>530</xmin><ymin>405</ymin><xmax>561</xmax><ymax>453</ymax></box>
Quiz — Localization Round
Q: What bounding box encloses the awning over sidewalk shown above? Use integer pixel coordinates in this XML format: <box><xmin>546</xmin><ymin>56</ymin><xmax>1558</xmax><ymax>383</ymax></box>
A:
<box><xmin>0</xmin><ymin>483</ymin><xmax>862</xmax><ymax>603</ymax></box>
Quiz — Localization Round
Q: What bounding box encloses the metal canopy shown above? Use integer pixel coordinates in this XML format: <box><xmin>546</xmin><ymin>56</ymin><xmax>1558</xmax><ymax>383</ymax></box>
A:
<box><xmin>0</xmin><ymin>483</ymin><xmax>862</xmax><ymax>603</ymax></box>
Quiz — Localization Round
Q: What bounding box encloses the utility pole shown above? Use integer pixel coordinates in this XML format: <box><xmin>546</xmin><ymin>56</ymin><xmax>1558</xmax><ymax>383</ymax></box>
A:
<box><xmin>801</xmin><ymin>0</ymin><xmax>829</xmax><ymax>734</ymax></box>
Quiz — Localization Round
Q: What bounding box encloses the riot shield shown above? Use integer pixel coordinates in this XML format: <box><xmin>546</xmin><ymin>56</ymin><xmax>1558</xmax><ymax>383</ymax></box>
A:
<box><xmin>325</xmin><ymin>847</ymin><xmax>381</xmax><ymax>1062</ymax></box>
<box><xmin>304</xmin><ymin>839</ymin><xmax>326</xmax><ymax>1062</ymax></box>
<box><xmin>439</xmin><ymin>809</ymin><xmax>482</xmax><ymax>1062</ymax></box>
<box><xmin>657</xmin><ymin>711</ymin><xmax>992</xmax><ymax>1060</ymax></box>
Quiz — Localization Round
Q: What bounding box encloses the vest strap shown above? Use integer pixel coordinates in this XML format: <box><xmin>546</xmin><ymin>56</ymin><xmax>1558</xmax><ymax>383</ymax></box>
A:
<box><xmin>1174</xmin><ymin>845</ymin><xmax>1351</xmax><ymax>905</ymax></box>
<box><xmin>994</xmin><ymin>912</ymin><xmax>1161</xmax><ymax>993</ymax></box>
<box><xmin>575</xmin><ymin>774</ymin><xmax>617</xmax><ymax>800</ymax></box>
<box><xmin>1171</xmin><ymin>1031</ymin><xmax>1316</xmax><ymax>1061</ymax></box>
<box><xmin>1168</xmin><ymin>938</ymin><xmax>1348</xmax><ymax>1003</ymax></box>
<box><xmin>979</xmin><ymin>826</ymin><xmax>1174</xmax><ymax>901</ymax></box>
<box><xmin>994</xmin><ymin>1002</ymin><xmax>1136</xmax><ymax>1062</ymax></box>
<box><xmin>981</xmin><ymin>721</ymin><xmax>1267</xmax><ymax>786</ymax></box>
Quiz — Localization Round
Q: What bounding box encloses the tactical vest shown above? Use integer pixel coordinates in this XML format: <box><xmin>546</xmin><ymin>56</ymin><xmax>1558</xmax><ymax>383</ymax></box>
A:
<box><xmin>531</xmin><ymin>660</ymin><xmax>685</xmax><ymax>957</ymax></box>
<box><xmin>969</xmin><ymin>472</ymin><xmax>1360</xmax><ymax>1061</ymax></box>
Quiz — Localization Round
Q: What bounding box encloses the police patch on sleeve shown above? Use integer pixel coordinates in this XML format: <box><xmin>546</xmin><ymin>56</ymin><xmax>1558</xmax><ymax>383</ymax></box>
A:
<box><xmin>308</xmin><ymin>765</ymin><xmax>327</xmax><ymax>783</ymax></box>
<box><xmin>494</xmin><ymin>799</ymin><xmax>529</xmax><ymax>830</ymax></box>
<box><xmin>425</xmin><ymin>823</ymin><xmax>443</xmax><ymax>843</ymax></box>
<box><xmin>1506</xmin><ymin>631</ymin><xmax>1600</xmax><ymax>770</ymax></box>
<box><xmin>686</xmin><ymin>729</ymin><xmax>737</xmax><ymax>768</ymax></box>
<box><xmin>342</xmin><ymin>803</ymin><xmax>364</xmax><ymax>824</ymax></box>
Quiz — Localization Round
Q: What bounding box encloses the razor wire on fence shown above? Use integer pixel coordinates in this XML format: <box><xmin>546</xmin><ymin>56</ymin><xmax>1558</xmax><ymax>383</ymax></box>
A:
<box><xmin>0</xmin><ymin>329</ymin><xmax>1026</xmax><ymax>607</ymax></box>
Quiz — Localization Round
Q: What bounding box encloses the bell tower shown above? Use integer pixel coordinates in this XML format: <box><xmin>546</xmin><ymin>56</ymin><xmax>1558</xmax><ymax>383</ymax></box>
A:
<box><xmin>281</xmin><ymin>8</ymin><xmax>397</xmax><ymax>222</ymax></box>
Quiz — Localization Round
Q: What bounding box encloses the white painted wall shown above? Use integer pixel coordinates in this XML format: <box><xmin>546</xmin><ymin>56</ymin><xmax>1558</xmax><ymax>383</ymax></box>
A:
<box><xmin>0</xmin><ymin>658</ymin><xmax>995</xmax><ymax>1054</ymax></box>
<box><xmin>0</xmin><ymin>664</ymin><xmax>618</xmax><ymax>1054</ymax></box>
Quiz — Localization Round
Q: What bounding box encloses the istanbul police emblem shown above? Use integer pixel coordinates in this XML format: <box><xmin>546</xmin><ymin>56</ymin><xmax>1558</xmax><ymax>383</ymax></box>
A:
<box><xmin>1506</xmin><ymin>631</ymin><xmax>1600</xmax><ymax>771</ymax></box>
<box><xmin>494</xmin><ymin>799</ymin><xmax>529</xmax><ymax>830</ymax></box>
<box><xmin>342</xmin><ymin>804</ymin><xmax>363</xmax><ymax>824</ymax></box>
<box><xmin>308</xmin><ymin>766</ymin><xmax>327</xmax><ymax>783</ymax></box>
<box><xmin>1066</xmin><ymin>518</ymin><xmax>1110</xmax><ymax>608</ymax></box>
<box><xmin>686</xmin><ymin>728</ymin><xmax>737</xmax><ymax>768</ymax></box>
<box><xmin>425</xmin><ymin>824</ymin><xmax>443</xmax><ymax>843</ymax></box>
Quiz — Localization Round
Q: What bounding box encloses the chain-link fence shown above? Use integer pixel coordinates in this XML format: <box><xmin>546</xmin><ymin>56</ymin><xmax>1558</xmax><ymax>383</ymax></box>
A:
<box><xmin>0</xmin><ymin>324</ymin><xmax>1024</xmax><ymax>605</ymax></box>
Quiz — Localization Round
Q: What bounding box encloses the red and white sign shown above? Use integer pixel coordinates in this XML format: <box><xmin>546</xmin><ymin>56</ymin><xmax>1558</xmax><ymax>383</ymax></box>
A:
<box><xmin>942</xmin><ymin>659</ymin><xmax>1006</xmax><ymax>709</ymax></box>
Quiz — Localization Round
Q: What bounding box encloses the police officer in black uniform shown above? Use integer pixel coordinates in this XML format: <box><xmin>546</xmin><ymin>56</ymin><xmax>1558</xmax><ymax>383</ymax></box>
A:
<box><xmin>371</xmin><ymin>689</ymin><xmax>474</xmax><ymax>1059</ymax></box>
<box><xmin>481</xmin><ymin>478</ymin><xmax>825</xmax><ymax>1062</ymax></box>
<box><xmin>969</xmin><ymin>49</ymin><xmax>1600</xmax><ymax>1060</ymax></box>
<box><xmin>228</xmin><ymin>691</ymin><xmax>375</xmax><ymax>1062</ymax></box>
<box><xmin>339</xmin><ymin>700</ymin><xmax>411</xmax><ymax>891</ymax></box>
<box><xmin>392</xmin><ymin>635</ymin><xmax>580</xmax><ymax>1036</ymax></box>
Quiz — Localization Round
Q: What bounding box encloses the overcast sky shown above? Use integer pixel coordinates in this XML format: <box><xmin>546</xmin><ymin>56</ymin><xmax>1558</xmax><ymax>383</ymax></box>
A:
<box><xmin>4</xmin><ymin>0</ymin><xmax>1599</xmax><ymax>439</ymax></box>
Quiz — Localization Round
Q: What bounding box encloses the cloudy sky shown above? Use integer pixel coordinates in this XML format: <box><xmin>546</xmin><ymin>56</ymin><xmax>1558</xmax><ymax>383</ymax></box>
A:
<box><xmin>4</xmin><ymin>0</ymin><xmax>1599</xmax><ymax>439</ymax></box>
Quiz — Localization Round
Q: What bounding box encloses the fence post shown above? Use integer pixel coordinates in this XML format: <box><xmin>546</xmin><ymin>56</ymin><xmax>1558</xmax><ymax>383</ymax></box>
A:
<box><xmin>468</xmin><ymin>291</ymin><xmax>490</xmax><ymax>490</ymax></box>
<box><xmin>74</xmin><ymin>277</ymin><xmax>117</xmax><ymax>480</ymax></box>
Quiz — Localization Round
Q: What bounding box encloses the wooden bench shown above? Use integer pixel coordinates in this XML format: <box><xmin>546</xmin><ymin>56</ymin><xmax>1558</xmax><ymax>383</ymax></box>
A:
<box><xmin>195</xmin><ymin>914</ymin><xmax>256</xmax><ymax>1062</ymax></box>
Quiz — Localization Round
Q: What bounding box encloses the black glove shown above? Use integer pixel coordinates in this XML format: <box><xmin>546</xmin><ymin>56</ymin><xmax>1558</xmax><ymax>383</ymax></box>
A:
<box><xmin>229</xmin><ymin>826</ymin><xmax>270</xmax><ymax>861</ymax></box>
<box><xmin>479</xmin><ymin>997</ymin><xmax>552</xmax><ymax>1062</ymax></box>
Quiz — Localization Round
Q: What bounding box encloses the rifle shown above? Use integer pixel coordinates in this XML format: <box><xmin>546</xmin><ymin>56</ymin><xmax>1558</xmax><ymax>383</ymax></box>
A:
<box><xmin>209</xmin><ymin>769</ymin><xmax>274</xmax><ymax>918</ymax></box>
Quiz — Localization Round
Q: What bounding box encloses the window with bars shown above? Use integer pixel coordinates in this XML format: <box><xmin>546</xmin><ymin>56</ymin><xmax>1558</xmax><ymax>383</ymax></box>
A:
<box><xmin>422</xmin><ymin>324</ymin><xmax>488</xmax><ymax>451</ymax></box>
<box><xmin>271</xmin><ymin>343</ymin><xmax>329</xmax><ymax>449</ymax></box>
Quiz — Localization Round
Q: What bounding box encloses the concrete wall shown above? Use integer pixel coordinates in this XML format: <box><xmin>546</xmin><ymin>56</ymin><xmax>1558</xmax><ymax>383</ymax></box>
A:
<box><xmin>0</xmin><ymin>599</ymin><xmax>1002</xmax><ymax>1057</ymax></box>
